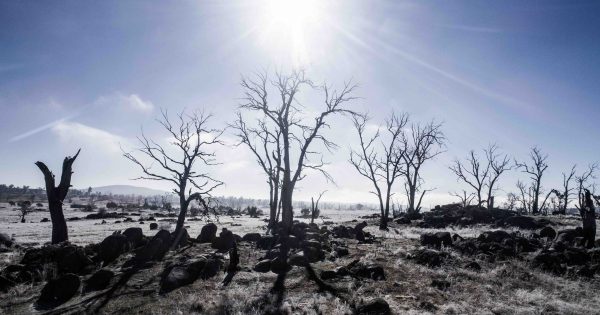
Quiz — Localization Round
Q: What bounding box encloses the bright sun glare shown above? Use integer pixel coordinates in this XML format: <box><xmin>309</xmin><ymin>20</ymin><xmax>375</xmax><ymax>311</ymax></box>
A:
<box><xmin>259</xmin><ymin>0</ymin><xmax>323</xmax><ymax>67</ymax></box>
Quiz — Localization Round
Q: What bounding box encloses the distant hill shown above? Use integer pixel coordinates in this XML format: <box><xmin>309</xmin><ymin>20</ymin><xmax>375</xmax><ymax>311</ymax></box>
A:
<box><xmin>90</xmin><ymin>185</ymin><xmax>170</xmax><ymax>197</ymax></box>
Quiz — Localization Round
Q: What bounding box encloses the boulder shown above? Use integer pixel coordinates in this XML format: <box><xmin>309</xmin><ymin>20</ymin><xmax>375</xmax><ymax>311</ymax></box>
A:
<box><xmin>199</xmin><ymin>258</ymin><xmax>221</xmax><ymax>279</ymax></box>
<box><xmin>98</xmin><ymin>234</ymin><xmax>129</xmax><ymax>264</ymax></box>
<box><xmin>395</xmin><ymin>216</ymin><xmax>411</xmax><ymax>225</ymax></box>
<box><xmin>257</xmin><ymin>235</ymin><xmax>276</xmax><ymax>250</ymax></box>
<box><xmin>242</xmin><ymin>233</ymin><xmax>262</xmax><ymax>243</ymax></box>
<box><xmin>149</xmin><ymin>222</ymin><xmax>158</xmax><ymax>230</ymax></box>
<box><xmin>410</xmin><ymin>249</ymin><xmax>449</xmax><ymax>268</ymax></box>
<box><xmin>464</xmin><ymin>261</ymin><xmax>481</xmax><ymax>271</ymax></box>
<box><xmin>83</xmin><ymin>269</ymin><xmax>114</xmax><ymax>293</ymax></box>
<box><xmin>36</xmin><ymin>274</ymin><xmax>80</xmax><ymax>310</ymax></box>
<box><xmin>478</xmin><ymin>230</ymin><xmax>512</xmax><ymax>243</ymax></box>
<box><xmin>270</xmin><ymin>258</ymin><xmax>291</xmax><ymax>275</ymax></box>
<box><xmin>253</xmin><ymin>259</ymin><xmax>272</xmax><ymax>273</ymax></box>
<box><xmin>347</xmin><ymin>260</ymin><xmax>385</xmax><ymax>280</ymax></box>
<box><xmin>160</xmin><ymin>259</ymin><xmax>207</xmax><ymax>293</ymax></box>
<box><xmin>123</xmin><ymin>227</ymin><xmax>145</xmax><ymax>248</ymax></box>
<box><xmin>356</xmin><ymin>298</ymin><xmax>390</xmax><ymax>315</ymax></box>
<box><xmin>197</xmin><ymin>223</ymin><xmax>218</xmax><ymax>243</ymax></box>
<box><xmin>0</xmin><ymin>233</ymin><xmax>13</xmax><ymax>247</ymax></box>
<box><xmin>211</xmin><ymin>229</ymin><xmax>235</xmax><ymax>252</ymax></box>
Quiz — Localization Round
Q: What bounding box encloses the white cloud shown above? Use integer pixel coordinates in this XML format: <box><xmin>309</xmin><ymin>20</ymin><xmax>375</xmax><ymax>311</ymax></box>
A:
<box><xmin>52</xmin><ymin>122</ymin><xmax>126</xmax><ymax>154</ymax></box>
<box><xmin>95</xmin><ymin>93</ymin><xmax>154</xmax><ymax>113</ymax></box>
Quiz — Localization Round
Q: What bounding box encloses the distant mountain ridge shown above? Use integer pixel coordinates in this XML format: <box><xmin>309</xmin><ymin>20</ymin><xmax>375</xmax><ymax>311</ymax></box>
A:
<box><xmin>90</xmin><ymin>185</ymin><xmax>170</xmax><ymax>196</ymax></box>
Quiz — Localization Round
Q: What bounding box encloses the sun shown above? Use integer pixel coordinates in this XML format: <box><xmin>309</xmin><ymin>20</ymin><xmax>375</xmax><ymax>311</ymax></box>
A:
<box><xmin>258</xmin><ymin>0</ymin><xmax>323</xmax><ymax>67</ymax></box>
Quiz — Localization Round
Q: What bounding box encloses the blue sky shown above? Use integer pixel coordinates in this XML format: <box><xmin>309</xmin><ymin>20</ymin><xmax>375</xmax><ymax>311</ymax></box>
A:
<box><xmin>1</xmin><ymin>0</ymin><xmax>600</xmax><ymax>206</ymax></box>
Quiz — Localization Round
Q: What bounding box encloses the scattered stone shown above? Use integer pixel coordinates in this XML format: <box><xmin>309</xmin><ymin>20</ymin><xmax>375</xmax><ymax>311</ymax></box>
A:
<box><xmin>123</xmin><ymin>227</ymin><xmax>144</xmax><ymax>248</ymax></box>
<box><xmin>253</xmin><ymin>259</ymin><xmax>271</xmax><ymax>273</ymax></box>
<box><xmin>150</xmin><ymin>222</ymin><xmax>158</xmax><ymax>230</ymax></box>
<box><xmin>242</xmin><ymin>233</ymin><xmax>262</xmax><ymax>243</ymax></box>
<box><xmin>160</xmin><ymin>259</ymin><xmax>207</xmax><ymax>293</ymax></box>
<box><xmin>41</xmin><ymin>218</ymin><xmax>49</xmax><ymax>223</ymax></box>
<box><xmin>347</xmin><ymin>259</ymin><xmax>385</xmax><ymax>280</ymax></box>
<box><xmin>540</xmin><ymin>226</ymin><xmax>557</xmax><ymax>240</ymax></box>
<box><xmin>356</xmin><ymin>298</ymin><xmax>390</xmax><ymax>315</ymax></box>
<box><xmin>83</xmin><ymin>269</ymin><xmax>114</xmax><ymax>293</ymax></box>
<box><xmin>410</xmin><ymin>249</ymin><xmax>449</xmax><ymax>268</ymax></box>
<box><xmin>464</xmin><ymin>261</ymin><xmax>481</xmax><ymax>271</ymax></box>
<box><xmin>98</xmin><ymin>234</ymin><xmax>129</xmax><ymax>264</ymax></box>
<box><xmin>36</xmin><ymin>273</ymin><xmax>80</xmax><ymax>310</ymax></box>
<box><xmin>431</xmin><ymin>279</ymin><xmax>450</xmax><ymax>291</ymax></box>
<box><xmin>211</xmin><ymin>229</ymin><xmax>235</xmax><ymax>252</ymax></box>
<box><xmin>197</xmin><ymin>223</ymin><xmax>218</xmax><ymax>243</ymax></box>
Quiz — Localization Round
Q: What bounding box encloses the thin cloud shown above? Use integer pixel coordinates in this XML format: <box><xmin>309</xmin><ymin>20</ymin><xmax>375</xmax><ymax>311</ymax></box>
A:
<box><xmin>52</xmin><ymin>121</ymin><xmax>126</xmax><ymax>154</ymax></box>
<box><xmin>8</xmin><ymin>112</ymin><xmax>79</xmax><ymax>142</ymax></box>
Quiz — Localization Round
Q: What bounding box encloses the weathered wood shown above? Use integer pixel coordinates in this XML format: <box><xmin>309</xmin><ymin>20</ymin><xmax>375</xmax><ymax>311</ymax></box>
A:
<box><xmin>35</xmin><ymin>149</ymin><xmax>80</xmax><ymax>244</ymax></box>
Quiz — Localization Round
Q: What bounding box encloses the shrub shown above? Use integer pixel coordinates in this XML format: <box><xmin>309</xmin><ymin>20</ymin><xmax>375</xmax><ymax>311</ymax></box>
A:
<box><xmin>106</xmin><ymin>202</ymin><xmax>118</xmax><ymax>209</ymax></box>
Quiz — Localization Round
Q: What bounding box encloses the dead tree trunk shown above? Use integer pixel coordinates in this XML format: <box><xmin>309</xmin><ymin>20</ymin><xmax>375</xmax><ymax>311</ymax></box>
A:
<box><xmin>35</xmin><ymin>149</ymin><xmax>80</xmax><ymax>244</ymax></box>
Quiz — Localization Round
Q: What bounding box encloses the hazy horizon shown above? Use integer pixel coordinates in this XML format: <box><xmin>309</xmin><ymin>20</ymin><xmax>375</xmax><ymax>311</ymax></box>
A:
<box><xmin>2</xmin><ymin>1</ymin><xmax>600</xmax><ymax>207</ymax></box>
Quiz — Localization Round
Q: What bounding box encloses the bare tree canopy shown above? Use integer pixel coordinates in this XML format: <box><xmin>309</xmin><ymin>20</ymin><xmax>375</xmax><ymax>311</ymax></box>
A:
<box><xmin>450</xmin><ymin>144</ymin><xmax>511</xmax><ymax>209</ymax></box>
<box><xmin>231</xmin><ymin>111</ymin><xmax>282</xmax><ymax>229</ymax></box>
<box><xmin>575</xmin><ymin>163</ymin><xmax>598</xmax><ymax>213</ymax></box>
<box><xmin>238</xmin><ymin>70</ymin><xmax>357</xmax><ymax>230</ymax></box>
<box><xmin>123</xmin><ymin>109</ymin><xmax>223</xmax><ymax>247</ymax></box>
<box><xmin>35</xmin><ymin>149</ymin><xmax>81</xmax><ymax>244</ymax></box>
<box><xmin>401</xmin><ymin>120</ymin><xmax>445</xmax><ymax>214</ymax></box>
<box><xmin>550</xmin><ymin>164</ymin><xmax>577</xmax><ymax>214</ymax></box>
<box><xmin>350</xmin><ymin>112</ymin><xmax>408</xmax><ymax>230</ymax></box>
<box><xmin>515</xmin><ymin>147</ymin><xmax>549</xmax><ymax>214</ymax></box>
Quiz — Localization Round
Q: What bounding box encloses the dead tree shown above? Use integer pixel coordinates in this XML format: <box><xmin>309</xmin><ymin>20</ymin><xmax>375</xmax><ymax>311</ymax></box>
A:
<box><xmin>123</xmin><ymin>109</ymin><xmax>223</xmax><ymax>247</ymax></box>
<box><xmin>350</xmin><ymin>112</ymin><xmax>408</xmax><ymax>230</ymax></box>
<box><xmin>575</xmin><ymin>163</ymin><xmax>598</xmax><ymax>211</ymax></box>
<box><xmin>449</xmin><ymin>150</ymin><xmax>490</xmax><ymax>207</ymax></box>
<box><xmin>239</xmin><ymin>70</ymin><xmax>356</xmax><ymax>231</ymax></box>
<box><xmin>551</xmin><ymin>165</ymin><xmax>577</xmax><ymax>214</ymax></box>
<box><xmin>310</xmin><ymin>191</ymin><xmax>326</xmax><ymax>224</ymax></box>
<box><xmin>515</xmin><ymin>147</ymin><xmax>548</xmax><ymax>214</ymax></box>
<box><xmin>35</xmin><ymin>149</ymin><xmax>81</xmax><ymax>244</ymax></box>
<box><xmin>400</xmin><ymin>120</ymin><xmax>445</xmax><ymax>215</ymax></box>
<box><xmin>484</xmin><ymin>144</ymin><xmax>512</xmax><ymax>209</ymax></box>
<box><xmin>450</xmin><ymin>190</ymin><xmax>475</xmax><ymax>207</ymax></box>
<box><xmin>581</xmin><ymin>189</ymin><xmax>596</xmax><ymax>248</ymax></box>
<box><xmin>231</xmin><ymin>113</ymin><xmax>282</xmax><ymax>229</ymax></box>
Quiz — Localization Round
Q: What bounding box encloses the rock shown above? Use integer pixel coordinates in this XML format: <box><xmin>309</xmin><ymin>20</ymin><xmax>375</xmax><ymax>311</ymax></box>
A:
<box><xmin>355</xmin><ymin>221</ymin><xmax>367</xmax><ymax>242</ymax></box>
<box><xmin>332</xmin><ymin>225</ymin><xmax>354</xmax><ymax>239</ymax></box>
<box><xmin>419</xmin><ymin>301</ymin><xmax>438</xmax><ymax>312</ymax></box>
<box><xmin>0</xmin><ymin>275</ymin><xmax>15</xmax><ymax>292</ymax></box>
<box><xmin>199</xmin><ymin>258</ymin><xmax>221</xmax><ymax>279</ymax></box>
<box><xmin>478</xmin><ymin>230</ymin><xmax>512</xmax><ymax>243</ymax></box>
<box><xmin>257</xmin><ymin>235</ymin><xmax>276</xmax><ymax>250</ymax></box>
<box><xmin>431</xmin><ymin>279</ymin><xmax>450</xmax><ymax>291</ymax></box>
<box><xmin>270</xmin><ymin>258</ymin><xmax>291</xmax><ymax>275</ymax></box>
<box><xmin>531</xmin><ymin>251</ymin><xmax>566</xmax><ymax>274</ymax></box>
<box><xmin>123</xmin><ymin>227</ymin><xmax>145</xmax><ymax>248</ymax></box>
<box><xmin>98</xmin><ymin>234</ymin><xmax>129</xmax><ymax>264</ymax></box>
<box><xmin>171</xmin><ymin>228</ymin><xmax>190</xmax><ymax>248</ymax></box>
<box><xmin>356</xmin><ymin>298</ymin><xmax>390</xmax><ymax>315</ymax></box>
<box><xmin>83</xmin><ymin>269</ymin><xmax>114</xmax><ymax>293</ymax></box>
<box><xmin>320</xmin><ymin>270</ymin><xmax>338</xmax><ymax>280</ymax></box>
<box><xmin>0</xmin><ymin>233</ymin><xmax>12</xmax><ymax>247</ymax></box>
<box><xmin>36</xmin><ymin>274</ymin><xmax>80</xmax><ymax>310</ymax></box>
<box><xmin>211</xmin><ymin>229</ymin><xmax>235</xmax><ymax>252</ymax></box>
<box><xmin>253</xmin><ymin>259</ymin><xmax>271</xmax><ymax>273</ymax></box>
<box><xmin>410</xmin><ymin>249</ymin><xmax>449</xmax><ymax>268</ymax></box>
<box><xmin>540</xmin><ymin>226</ymin><xmax>557</xmax><ymax>240</ymax></box>
<box><xmin>149</xmin><ymin>222</ymin><xmax>158</xmax><ymax>230</ymax></box>
<box><xmin>160</xmin><ymin>259</ymin><xmax>207</xmax><ymax>293</ymax></box>
<box><xmin>395</xmin><ymin>216</ymin><xmax>411</xmax><ymax>225</ymax></box>
<box><xmin>197</xmin><ymin>223</ymin><xmax>218</xmax><ymax>243</ymax></box>
<box><xmin>242</xmin><ymin>233</ymin><xmax>262</xmax><ymax>243</ymax></box>
<box><xmin>348</xmin><ymin>260</ymin><xmax>385</xmax><ymax>280</ymax></box>
<box><xmin>289</xmin><ymin>253</ymin><xmax>308</xmax><ymax>266</ymax></box>
<box><xmin>56</xmin><ymin>245</ymin><xmax>93</xmax><ymax>274</ymax></box>
<box><xmin>334</xmin><ymin>246</ymin><xmax>349</xmax><ymax>257</ymax></box>
<box><xmin>556</xmin><ymin>228</ymin><xmax>582</xmax><ymax>245</ymax></box>
<box><xmin>464</xmin><ymin>261</ymin><xmax>481</xmax><ymax>271</ymax></box>
<box><xmin>500</xmin><ymin>216</ymin><xmax>542</xmax><ymax>229</ymax></box>
<box><xmin>41</xmin><ymin>218</ymin><xmax>49</xmax><ymax>223</ymax></box>
<box><xmin>420</xmin><ymin>232</ymin><xmax>452</xmax><ymax>248</ymax></box>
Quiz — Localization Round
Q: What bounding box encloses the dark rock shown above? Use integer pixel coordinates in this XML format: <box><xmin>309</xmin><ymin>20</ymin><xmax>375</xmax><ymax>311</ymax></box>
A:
<box><xmin>149</xmin><ymin>222</ymin><xmax>158</xmax><ymax>230</ymax></box>
<box><xmin>556</xmin><ymin>228</ymin><xmax>582</xmax><ymax>245</ymax></box>
<box><xmin>395</xmin><ymin>216</ymin><xmax>411</xmax><ymax>225</ymax></box>
<box><xmin>41</xmin><ymin>218</ymin><xmax>49</xmax><ymax>223</ymax></box>
<box><xmin>257</xmin><ymin>235</ymin><xmax>276</xmax><ymax>250</ymax></box>
<box><xmin>83</xmin><ymin>269</ymin><xmax>114</xmax><ymax>293</ymax></box>
<box><xmin>98</xmin><ymin>234</ymin><xmax>129</xmax><ymax>264</ymax></box>
<box><xmin>500</xmin><ymin>216</ymin><xmax>543</xmax><ymax>229</ymax></box>
<box><xmin>320</xmin><ymin>270</ymin><xmax>338</xmax><ymax>280</ymax></box>
<box><xmin>431</xmin><ymin>279</ymin><xmax>450</xmax><ymax>291</ymax></box>
<box><xmin>123</xmin><ymin>227</ymin><xmax>144</xmax><ymax>248</ymax></box>
<box><xmin>356</xmin><ymin>298</ymin><xmax>390</xmax><ymax>315</ymax></box>
<box><xmin>199</xmin><ymin>258</ymin><xmax>221</xmax><ymax>279</ymax></box>
<box><xmin>197</xmin><ymin>223</ymin><xmax>218</xmax><ymax>243</ymax></box>
<box><xmin>171</xmin><ymin>228</ymin><xmax>190</xmax><ymax>248</ymax></box>
<box><xmin>289</xmin><ymin>253</ymin><xmax>308</xmax><ymax>266</ymax></box>
<box><xmin>464</xmin><ymin>261</ymin><xmax>481</xmax><ymax>271</ymax></box>
<box><xmin>253</xmin><ymin>259</ymin><xmax>272</xmax><ymax>273</ymax></box>
<box><xmin>160</xmin><ymin>259</ymin><xmax>207</xmax><ymax>293</ymax></box>
<box><xmin>410</xmin><ymin>249</ymin><xmax>449</xmax><ymax>268</ymax></box>
<box><xmin>419</xmin><ymin>301</ymin><xmax>438</xmax><ymax>312</ymax></box>
<box><xmin>0</xmin><ymin>233</ymin><xmax>12</xmax><ymax>247</ymax></box>
<box><xmin>478</xmin><ymin>230</ymin><xmax>512</xmax><ymax>243</ymax></box>
<box><xmin>242</xmin><ymin>233</ymin><xmax>262</xmax><ymax>243</ymax></box>
<box><xmin>270</xmin><ymin>258</ymin><xmax>291</xmax><ymax>275</ymax></box>
<box><xmin>211</xmin><ymin>229</ymin><xmax>235</xmax><ymax>252</ymax></box>
<box><xmin>540</xmin><ymin>226</ymin><xmax>557</xmax><ymax>240</ymax></box>
<box><xmin>348</xmin><ymin>260</ymin><xmax>385</xmax><ymax>280</ymax></box>
<box><xmin>420</xmin><ymin>232</ymin><xmax>452</xmax><ymax>248</ymax></box>
<box><xmin>36</xmin><ymin>274</ymin><xmax>80</xmax><ymax>310</ymax></box>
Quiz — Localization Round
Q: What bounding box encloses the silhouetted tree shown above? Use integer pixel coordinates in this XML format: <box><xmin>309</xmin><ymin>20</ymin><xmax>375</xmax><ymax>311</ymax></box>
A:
<box><xmin>581</xmin><ymin>189</ymin><xmax>596</xmax><ymax>248</ymax></box>
<box><xmin>231</xmin><ymin>112</ymin><xmax>282</xmax><ymax>229</ymax></box>
<box><xmin>18</xmin><ymin>200</ymin><xmax>32</xmax><ymax>223</ymax></box>
<box><xmin>238</xmin><ymin>70</ymin><xmax>356</xmax><ymax>231</ymax></box>
<box><xmin>450</xmin><ymin>150</ymin><xmax>489</xmax><ymax>207</ymax></box>
<box><xmin>550</xmin><ymin>165</ymin><xmax>577</xmax><ymax>215</ymax></box>
<box><xmin>515</xmin><ymin>147</ymin><xmax>548</xmax><ymax>214</ymax></box>
<box><xmin>450</xmin><ymin>190</ymin><xmax>475</xmax><ymax>207</ymax></box>
<box><xmin>484</xmin><ymin>144</ymin><xmax>512</xmax><ymax>209</ymax></box>
<box><xmin>401</xmin><ymin>120</ymin><xmax>445</xmax><ymax>215</ymax></box>
<box><xmin>35</xmin><ymin>149</ymin><xmax>80</xmax><ymax>244</ymax></box>
<box><xmin>310</xmin><ymin>190</ymin><xmax>326</xmax><ymax>224</ymax></box>
<box><xmin>575</xmin><ymin>163</ymin><xmax>597</xmax><ymax>211</ymax></box>
<box><xmin>123</xmin><ymin>109</ymin><xmax>223</xmax><ymax>247</ymax></box>
<box><xmin>350</xmin><ymin>112</ymin><xmax>408</xmax><ymax>229</ymax></box>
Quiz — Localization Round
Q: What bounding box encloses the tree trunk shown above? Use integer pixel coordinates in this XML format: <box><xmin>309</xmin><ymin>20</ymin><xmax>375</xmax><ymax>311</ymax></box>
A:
<box><xmin>174</xmin><ymin>194</ymin><xmax>188</xmax><ymax>241</ymax></box>
<box><xmin>35</xmin><ymin>149</ymin><xmax>80</xmax><ymax>244</ymax></box>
